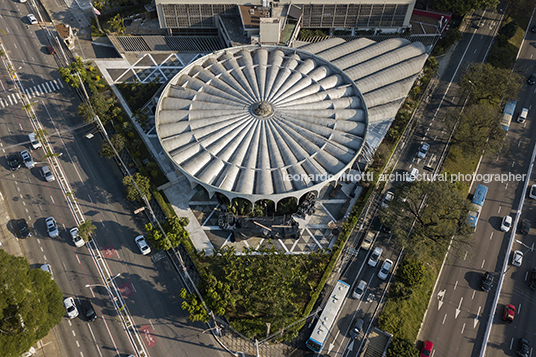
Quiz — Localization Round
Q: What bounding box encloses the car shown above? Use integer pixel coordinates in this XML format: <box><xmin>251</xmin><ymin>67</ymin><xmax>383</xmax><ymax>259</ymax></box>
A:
<box><xmin>28</xmin><ymin>133</ymin><xmax>41</xmax><ymax>149</ymax></box>
<box><xmin>70</xmin><ymin>227</ymin><xmax>85</xmax><ymax>247</ymax></box>
<box><xmin>530</xmin><ymin>268</ymin><xmax>536</xmax><ymax>290</ymax></box>
<box><xmin>17</xmin><ymin>219</ymin><xmax>31</xmax><ymax>238</ymax></box>
<box><xmin>135</xmin><ymin>235</ymin><xmax>151</xmax><ymax>255</ymax></box>
<box><xmin>80</xmin><ymin>299</ymin><xmax>97</xmax><ymax>322</ymax></box>
<box><xmin>361</xmin><ymin>231</ymin><xmax>374</xmax><ymax>250</ymax></box>
<box><xmin>378</xmin><ymin>259</ymin><xmax>393</xmax><ymax>280</ymax></box>
<box><xmin>382</xmin><ymin>191</ymin><xmax>394</xmax><ymax>208</ymax></box>
<box><xmin>528</xmin><ymin>73</ymin><xmax>536</xmax><ymax>85</ymax></box>
<box><xmin>501</xmin><ymin>216</ymin><xmax>512</xmax><ymax>232</ymax></box>
<box><xmin>41</xmin><ymin>166</ymin><xmax>55</xmax><ymax>182</ymax></box>
<box><xmin>63</xmin><ymin>297</ymin><xmax>79</xmax><ymax>319</ymax></box>
<box><xmin>420</xmin><ymin>340</ymin><xmax>434</xmax><ymax>357</ymax></box>
<box><xmin>353</xmin><ymin>280</ymin><xmax>367</xmax><ymax>300</ymax></box>
<box><xmin>40</xmin><ymin>263</ymin><xmax>53</xmax><ymax>279</ymax></box>
<box><xmin>45</xmin><ymin>217</ymin><xmax>59</xmax><ymax>238</ymax></box>
<box><xmin>518</xmin><ymin>338</ymin><xmax>530</xmax><ymax>357</ymax></box>
<box><xmin>20</xmin><ymin>150</ymin><xmax>34</xmax><ymax>168</ymax></box>
<box><xmin>503</xmin><ymin>303</ymin><xmax>516</xmax><ymax>322</ymax></box>
<box><xmin>7</xmin><ymin>153</ymin><xmax>21</xmax><ymax>171</ymax></box>
<box><xmin>368</xmin><ymin>247</ymin><xmax>382</xmax><ymax>267</ymax></box>
<box><xmin>520</xmin><ymin>219</ymin><xmax>531</xmax><ymax>235</ymax></box>
<box><xmin>349</xmin><ymin>318</ymin><xmax>364</xmax><ymax>339</ymax></box>
<box><xmin>417</xmin><ymin>143</ymin><xmax>430</xmax><ymax>159</ymax></box>
<box><xmin>46</xmin><ymin>45</ymin><xmax>55</xmax><ymax>54</ymax></box>
<box><xmin>27</xmin><ymin>14</ymin><xmax>38</xmax><ymax>25</ymax></box>
<box><xmin>530</xmin><ymin>185</ymin><xmax>536</xmax><ymax>199</ymax></box>
<box><xmin>407</xmin><ymin>167</ymin><xmax>418</xmax><ymax>182</ymax></box>
<box><xmin>518</xmin><ymin>108</ymin><xmax>529</xmax><ymax>123</ymax></box>
<box><xmin>480</xmin><ymin>272</ymin><xmax>493</xmax><ymax>292</ymax></box>
<box><xmin>512</xmin><ymin>250</ymin><xmax>523</xmax><ymax>267</ymax></box>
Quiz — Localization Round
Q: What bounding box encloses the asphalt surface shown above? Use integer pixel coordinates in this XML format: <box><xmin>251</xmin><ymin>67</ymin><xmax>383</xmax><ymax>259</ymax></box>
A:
<box><xmin>0</xmin><ymin>1</ymin><xmax>227</xmax><ymax>357</ymax></box>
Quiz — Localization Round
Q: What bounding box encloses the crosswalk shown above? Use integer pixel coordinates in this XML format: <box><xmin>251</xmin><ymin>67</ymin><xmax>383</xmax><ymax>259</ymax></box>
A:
<box><xmin>0</xmin><ymin>79</ymin><xmax>64</xmax><ymax>108</ymax></box>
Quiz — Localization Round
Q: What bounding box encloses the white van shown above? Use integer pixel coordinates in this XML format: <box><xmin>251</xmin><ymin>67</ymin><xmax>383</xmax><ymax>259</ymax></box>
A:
<box><xmin>518</xmin><ymin>108</ymin><xmax>529</xmax><ymax>123</ymax></box>
<box><xmin>28</xmin><ymin>133</ymin><xmax>42</xmax><ymax>149</ymax></box>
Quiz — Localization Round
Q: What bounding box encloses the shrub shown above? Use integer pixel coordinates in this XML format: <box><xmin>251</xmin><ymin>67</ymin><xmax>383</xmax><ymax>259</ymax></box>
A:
<box><xmin>397</xmin><ymin>259</ymin><xmax>425</xmax><ymax>287</ymax></box>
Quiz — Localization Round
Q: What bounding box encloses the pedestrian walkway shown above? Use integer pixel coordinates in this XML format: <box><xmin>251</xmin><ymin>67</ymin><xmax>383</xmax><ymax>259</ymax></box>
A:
<box><xmin>0</xmin><ymin>79</ymin><xmax>64</xmax><ymax>108</ymax></box>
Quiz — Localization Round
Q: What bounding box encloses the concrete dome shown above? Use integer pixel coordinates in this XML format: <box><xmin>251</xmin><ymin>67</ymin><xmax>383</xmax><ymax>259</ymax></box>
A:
<box><xmin>155</xmin><ymin>45</ymin><xmax>368</xmax><ymax>204</ymax></box>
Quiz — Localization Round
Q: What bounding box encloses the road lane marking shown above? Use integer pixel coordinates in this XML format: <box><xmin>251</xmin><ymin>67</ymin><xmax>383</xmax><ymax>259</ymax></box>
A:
<box><xmin>472</xmin><ymin>290</ymin><xmax>476</xmax><ymax>299</ymax></box>
<box><xmin>481</xmin><ymin>260</ymin><xmax>485</xmax><ymax>268</ymax></box>
<box><xmin>490</xmin><ymin>232</ymin><xmax>493</xmax><ymax>240</ymax></box>
<box><xmin>526</xmin><ymin>271</ymin><xmax>529</xmax><ymax>281</ymax></box>
<box><xmin>456</xmin><ymin>297</ymin><xmax>463</xmax><ymax>318</ymax></box>
<box><xmin>461</xmin><ymin>323</ymin><xmax>466</xmax><ymax>334</ymax></box>
<box><xmin>442</xmin><ymin>314</ymin><xmax>447</xmax><ymax>324</ymax></box>
<box><xmin>68</xmin><ymin>320</ymin><xmax>72</xmax><ymax>326</ymax></box>
<box><xmin>512</xmin><ymin>161</ymin><xmax>515</xmax><ymax>167</ymax></box>
<box><xmin>72</xmin><ymin>330</ymin><xmax>76</xmax><ymax>336</ymax></box>
<box><xmin>474</xmin><ymin>306</ymin><xmax>481</xmax><ymax>328</ymax></box>
<box><xmin>518</xmin><ymin>303</ymin><xmax>521</xmax><ymax>313</ymax></box>
<box><xmin>40</xmin><ymin>247</ymin><xmax>43</xmax><ymax>252</ymax></box>
<box><xmin>454</xmin><ymin>280</ymin><xmax>458</xmax><ymax>290</ymax></box>
<box><xmin>511</xmin><ymin>338</ymin><xmax>514</xmax><ymax>349</ymax></box>
<box><xmin>505</xmin><ymin>183</ymin><xmax>508</xmax><ymax>190</ymax></box>
<box><xmin>464</xmin><ymin>251</ymin><xmax>468</xmax><ymax>260</ymax></box>
<box><xmin>498</xmin><ymin>206</ymin><xmax>501</xmax><ymax>213</ymax></box>
<box><xmin>43</xmin><ymin>255</ymin><xmax>47</xmax><ymax>261</ymax></box>
<box><xmin>76</xmin><ymin>341</ymin><xmax>79</xmax><ymax>347</ymax></box>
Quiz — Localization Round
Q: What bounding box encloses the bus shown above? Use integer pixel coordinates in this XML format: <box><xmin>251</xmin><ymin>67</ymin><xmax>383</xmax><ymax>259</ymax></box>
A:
<box><xmin>306</xmin><ymin>280</ymin><xmax>350</xmax><ymax>352</ymax></box>
<box><xmin>467</xmin><ymin>184</ymin><xmax>489</xmax><ymax>228</ymax></box>
<box><xmin>500</xmin><ymin>101</ymin><xmax>517</xmax><ymax>131</ymax></box>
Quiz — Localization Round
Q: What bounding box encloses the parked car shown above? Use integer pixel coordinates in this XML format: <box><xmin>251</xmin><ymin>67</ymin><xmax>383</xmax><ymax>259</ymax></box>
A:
<box><xmin>353</xmin><ymin>280</ymin><xmax>367</xmax><ymax>300</ymax></box>
<box><xmin>530</xmin><ymin>184</ymin><xmax>536</xmax><ymax>199</ymax></box>
<box><xmin>28</xmin><ymin>133</ymin><xmax>41</xmax><ymax>149</ymax></box>
<box><xmin>503</xmin><ymin>304</ymin><xmax>516</xmax><ymax>322</ymax></box>
<box><xmin>17</xmin><ymin>219</ymin><xmax>31</xmax><ymax>238</ymax></box>
<box><xmin>420</xmin><ymin>340</ymin><xmax>434</xmax><ymax>357</ymax></box>
<box><xmin>63</xmin><ymin>297</ymin><xmax>79</xmax><ymax>319</ymax></box>
<box><xmin>40</xmin><ymin>263</ymin><xmax>53</xmax><ymax>279</ymax></box>
<box><xmin>70</xmin><ymin>227</ymin><xmax>85</xmax><ymax>248</ymax></box>
<box><xmin>368</xmin><ymin>247</ymin><xmax>382</xmax><ymax>267</ymax></box>
<box><xmin>46</xmin><ymin>45</ymin><xmax>55</xmax><ymax>54</ymax></box>
<box><xmin>407</xmin><ymin>167</ymin><xmax>418</xmax><ymax>182</ymax></box>
<box><xmin>80</xmin><ymin>299</ymin><xmax>97</xmax><ymax>322</ymax></box>
<box><xmin>135</xmin><ymin>235</ymin><xmax>151</xmax><ymax>255</ymax></box>
<box><xmin>512</xmin><ymin>250</ymin><xmax>523</xmax><ymax>267</ymax></box>
<box><xmin>41</xmin><ymin>166</ymin><xmax>55</xmax><ymax>182</ymax></box>
<box><xmin>481</xmin><ymin>272</ymin><xmax>493</xmax><ymax>292</ymax></box>
<box><xmin>417</xmin><ymin>143</ymin><xmax>430</xmax><ymax>159</ymax></box>
<box><xmin>27</xmin><ymin>14</ymin><xmax>38</xmax><ymax>25</ymax></box>
<box><xmin>518</xmin><ymin>108</ymin><xmax>529</xmax><ymax>123</ymax></box>
<box><xmin>530</xmin><ymin>268</ymin><xmax>536</xmax><ymax>290</ymax></box>
<box><xmin>7</xmin><ymin>153</ymin><xmax>21</xmax><ymax>171</ymax></box>
<box><xmin>349</xmin><ymin>319</ymin><xmax>364</xmax><ymax>339</ymax></box>
<box><xmin>361</xmin><ymin>231</ymin><xmax>374</xmax><ymax>251</ymax></box>
<box><xmin>518</xmin><ymin>338</ymin><xmax>530</xmax><ymax>357</ymax></box>
<box><xmin>382</xmin><ymin>191</ymin><xmax>394</xmax><ymax>209</ymax></box>
<box><xmin>520</xmin><ymin>219</ymin><xmax>531</xmax><ymax>235</ymax></box>
<box><xmin>378</xmin><ymin>259</ymin><xmax>393</xmax><ymax>280</ymax></box>
<box><xmin>45</xmin><ymin>217</ymin><xmax>59</xmax><ymax>238</ymax></box>
<box><xmin>529</xmin><ymin>73</ymin><xmax>536</xmax><ymax>85</ymax></box>
<box><xmin>20</xmin><ymin>150</ymin><xmax>34</xmax><ymax>168</ymax></box>
<box><xmin>500</xmin><ymin>216</ymin><xmax>512</xmax><ymax>232</ymax></box>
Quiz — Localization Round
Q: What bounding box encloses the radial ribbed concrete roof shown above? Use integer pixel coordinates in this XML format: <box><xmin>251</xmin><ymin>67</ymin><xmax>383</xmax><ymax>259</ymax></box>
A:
<box><xmin>156</xmin><ymin>45</ymin><xmax>367</xmax><ymax>203</ymax></box>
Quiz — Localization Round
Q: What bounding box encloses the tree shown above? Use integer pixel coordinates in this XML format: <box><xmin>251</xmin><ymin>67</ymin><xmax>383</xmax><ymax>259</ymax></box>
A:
<box><xmin>100</xmin><ymin>133</ymin><xmax>126</xmax><ymax>158</ymax></box>
<box><xmin>459</xmin><ymin>63</ymin><xmax>522</xmax><ymax>105</ymax></box>
<box><xmin>122</xmin><ymin>173</ymin><xmax>152</xmax><ymax>201</ymax></box>
<box><xmin>386</xmin><ymin>336</ymin><xmax>419</xmax><ymax>357</ymax></box>
<box><xmin>397</xmin><ymin>259</ymin><xmax>425</xmax><ymax>286</ymax></box>
<box><xmin>0</xmin><ymin>250</ymin><xmax>64</xmax><ymax>357</ymax></box>
<box><xmin>78</xmin><ymin>220</ymin><xmax>96</xmax><ymax>242</ymax></box>
<box><xmin>432</xmin><ymin>0</ymin><xmax>499</xmax><ymax>16</ymax></box>
<box><xmin>78</xmin><ymin>93</ymin><xmax>116</xmax><ymax>125</ymax></box>
<box><xmin>144</xmin><ymin>216</ymin><xmax>190</xmax><ymax>250</ymax></box>
<box><xmin>107</xmin><ymin>14</ymin><xmax>126</xmax><ymax>34</ymax></box>
<box><xmin>179</xmin><ymin>289</ymin><xmax>210</xmax><ymax>323</ymax></box>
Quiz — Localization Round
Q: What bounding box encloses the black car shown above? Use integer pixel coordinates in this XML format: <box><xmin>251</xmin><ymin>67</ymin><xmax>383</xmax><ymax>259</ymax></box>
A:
<box><xmin>349</xmin><ymin>319</ymin><xmax>364</xmax><ymax>339</ymax></box>
<box><xmin>520</xmin><ymin>219</ymin><xmax>531</xmax><ymax>235</ymax></box>
<box><xmin>528</xmin><ymin>73</ymin><xmax>536</xmax><ymax>85</ymax></box>
<box><xmin>16</xmin><ymin>219</ymin><xmax>31</xmax><ymax>238</ymax></box>
<box><xmin>530</xmin><ymin>268</ymin><xmax>536</xmax><ymax>290</ymax></box>
<box><xmin>81</xmin><ymin>299</ymin><xmax>97</xmax><ymax>322</ymax></box>
<box><xmin>518</xmin><ymin>338</ymin><xmax>530</xmax><ymax>357</ymax></box>
<box><xmin>481</xmin><ymin>272</ymin><xmax>493</xmax><ymax>292</ymax></box>
<box><xmin>7</xmin><ymin>153</ymin><xmax>21</xmax><ymax>171</ymax></box>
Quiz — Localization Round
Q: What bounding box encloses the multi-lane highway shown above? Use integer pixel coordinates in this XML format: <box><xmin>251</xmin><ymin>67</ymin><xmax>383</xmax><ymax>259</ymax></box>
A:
<box><xmin>0</xmin><ymin>1</ymin><xmax>226</xmax><ymax>357</ymax></box>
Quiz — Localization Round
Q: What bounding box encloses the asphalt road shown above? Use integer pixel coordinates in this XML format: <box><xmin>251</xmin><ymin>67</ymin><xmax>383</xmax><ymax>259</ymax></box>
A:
<box><xmin>0</xmin><ymin>2</ymin><xmax>226</xmax><ymax>357</ymax></box>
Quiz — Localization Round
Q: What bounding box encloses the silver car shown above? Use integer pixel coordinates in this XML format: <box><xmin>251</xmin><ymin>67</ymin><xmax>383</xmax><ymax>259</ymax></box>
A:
<box><xmin>45</xmin><ymin>217</ymin><xmax>59</xmax><ymax>238</ymax></box>
<box><xmin>20</xmin><ymin>150</ymin><xmax>35</xmax><ymax>168</ymax></box>
<box><xmin>135</xmin><ymin>235</ymin><xmax>151</xmax><ymax>255</ymax></box>
<box><xmin>368</xmin><ymin>247</ymin><xmax>382</xmax><ymax>267</ymax></box>
<box><xmin>70</xmin><ymin>227</ymin><xmax>85</xmax><ymax>247</ymax></box>
<box><xmin>512</xmin><ymin>250</ymin><xmax>523</xmax><ymax>267</ymax></box>
<box><xmin>63</xmin><ymin>297</ymin><xmax>79</xmax><ymax>319</ymax></box>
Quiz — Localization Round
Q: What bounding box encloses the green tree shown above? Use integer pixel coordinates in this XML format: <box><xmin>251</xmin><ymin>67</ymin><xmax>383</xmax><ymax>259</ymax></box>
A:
<box><xmin>78</xmin><ymin>220</ymin><xmax>97</xmax><ymax>242</ymax></box>
<box><xmin>0</xmin><ymin>250</ymin><xmax>64</xmax><ymax>357</ymax></box>
<box><xmin>100</xmin><ymin>133</ymin><xmax>126</xmax><ymax>158</ymax></box>
<box><xmin>397</xmin><ymin>259</ymin><xmax>425</xmax><ymax>286</ymax></box>
<box><xmin>107</xmin><ymin>14</ymin><xmax>126</xmax><ymax>34</ymax></box>
<box><xmin>432</xmin><ymin>0</ymin><xmax>499</xmax><ymax>16</ymax></box>
<box><xmin>179</xmin><ymin>289</ymin><xmax>210</xmax><ymax>323</ymax></box>
<box><xmin>78</xmin><ymin>93</ymin><xmax>116</xmax><ymax>125</ymax></box>
<box><xmin>122</xmin><ymin>173</ymin><xmax>152</xmax><ymax>201</ymax></box>
<box><xmin>386</xmin><ymin>336</ymin><xmax>419</xmax><ymax>357</ymax></box>
<box><xmin>459</xmin><ymin>63</ymin><xmax>522</xmax><ymax>105</ymax></box>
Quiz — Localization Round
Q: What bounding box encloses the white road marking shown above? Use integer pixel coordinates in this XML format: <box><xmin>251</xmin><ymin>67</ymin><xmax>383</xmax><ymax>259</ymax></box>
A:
<box><xmin>68</xmin><ymin>320</ymin><xmax>72</xmax><ymax>326</ymax></box>
<box><xmin>498</xmin><ymin>206</ymin><xmax>501</xmax><ymax>213</ymax></box>
<box><xmin>518</xmin><ymin>303</ymin><xmax>521</xmax><ymax>313</ymax></box>
<box><xmin>464</xmin><ymin>251</ymin><xmax>468</xmax><ymax>260</ymax></box>
<box><xmin>490</xmin><ymin>232</ymin><xmax>493</xmax><ymax>240</ymax></box>
<box><xmin>472</xmin><ymin>290</ymin><xmax>476</xmax><ymax>299</ymax></box>
<box><xmin>40</xmin><ymin>247</ymin><xmax>43</xmax><ymax>252</ymax></box>
<box><xmin>481</xmin><ymin>260</ymin><xmax>485</xmax><ymax>268</ymax></box>
<box><xmin>76</xmin><ymin>341</ymin><xmax>79</xmax><ymax>347</ymax></box>
<box><xmin>510</xmin><ymin>338</ymin><xmax>514</xmax><ymax>349</ymax></box>
<box><xmin>526</xmin><ymin>271</ymin><xmax>529</xmax><ymax>281</ymax></box>
<box><xmin>43</xmin><ymin>255</ymin><xmax>47</xmax><ymax>261</ymax></box>
<box><xmin>505</xmin><ymin>183</ymin><xmax>508</xmax><ymax>190</ymax></box>
<box><xmin>461</xmin><ymin>323</ymin><xmax>466</xmax><ymax>334</ymax></box>
<box><xmin>72</xmin><ymin>330</ymin><xmax>76</xmax><ymax>336</ymax></box>
<box><xmin>454</xmin><ymin>280</ymin><xmax>458</xmax><ymax>290</ymax></box>
<box><xmin>442</xmin><ymin>314</ymin><xmax>447</xmax><ymax>324</ymax></box>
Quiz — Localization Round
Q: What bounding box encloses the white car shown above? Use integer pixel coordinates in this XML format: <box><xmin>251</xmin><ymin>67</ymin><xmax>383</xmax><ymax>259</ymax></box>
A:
<box><xmin>70</xmin><ymin>227</ymin><xmax>85</xmax><ymax>247</ymax></box>
<box><xmin>135</xmin><ymin>235</ymin><xmax>151</xmax><ymax>255</ymax></box>
<box><xmin>378</xmin><ymin>259</ymin><xmax>393</xmax><ymax>280</ymax></box>
<box><xmin>512</xmin><ymin>250</ymin><xmax>523</xmax><ymax>267</ymax></box>
<box><xmin>353</xmin><ymin>280</ymin><xmax>367</xmax><ymax>300</ymax></box>
<box><xmin>27</xmin><ymin>14</ymin><xmax>38</xmax><ymax>25</ymax></box>
<box><xmin>368</xmin><ymin>247</ymin><xmax>382</xmax><ymax>267</ymax></box>
<box><xmin>529</xmin><ymin>185</ymin><xmax>536</xmax><ymax>199</ymax></box>
<box><xmin>382</xmin><ymin>191</ymin><xmax>394</xmax><ymax>209</ymax></box>
<box><xmin>40</xmin><ymin>263</ymin><xmax>54</xmax><ymax>279</ymax></box>
<box><xmin>500</xmin><ymin>216</ymin><xmax>512</xmax><ymax>232</ymax></box>
<box><xmin>407</xmin><ymin>167</ymin><xmax>418</xmax><ymax>182</ymax></box>
<box><xmin>361</xmin><ymin>231</ymin><xmax>374</xmax><ymax>251</ymax></box>
<box><xmin>417</xmin><ymin>143</ymin><xmax>430</xmax><ymax>159</ymax></box>
<box><xmin>63</xmin><ymin>297</ymin><xmax>79</xmax><ymax>319</ymax></box>
<box><xmin>45</xmin><ymin>217</ymin><xmax>59</xmax><ymax>238</ymax></box>
<box><xmin>20</xmin><ymin>150</ymin><xmax>35</xmax><ymax>168</ymax></box>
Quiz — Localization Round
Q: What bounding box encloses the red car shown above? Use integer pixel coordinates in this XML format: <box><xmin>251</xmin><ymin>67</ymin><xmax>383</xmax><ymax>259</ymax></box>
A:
<box><xmin>421</xmin><ymin>340</ymin><xmax>433</xmax><ymax>357</ymax></box>
<box><xmin>503</xmin><ymin>304</ymin><xmax>516</xmax><ymax>322</ymax></box>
